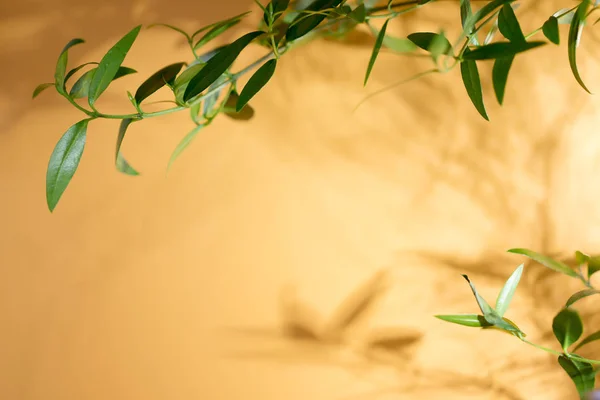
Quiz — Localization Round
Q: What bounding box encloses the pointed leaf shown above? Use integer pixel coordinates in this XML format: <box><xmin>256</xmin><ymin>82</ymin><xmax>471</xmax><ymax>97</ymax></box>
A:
<box><xmin>576</xmin><ymin>250</ymin><xmax>590</xmax><ymax>265</ymax></box>
<box><xmin>147</xmin><ymin>23</ymin><xmax>191</xmax><ymax>41</ymax></box>
<box><xmin>460</xmin><ymin>54</ymin><xmax>489</xmax><ymax>121</ymax></box>
<box><xmin>435</xmin><ymin>314</ymin><xmax>491</xmax><ymax>327</ymax></box>
<box><xmin>115</xmin><ymin>118</ymin><xmax>140</xmax><ymax>175</ymax></box>
<box><xmin>462</xmin><ymin>41</ymin><xmax>545</xmax><ymax>60</ymax></box>
<box><xmin>203</xmin><ymin>76</ymin><xmax>229</xmax><ymax>117</ymax></box>
<box><xmin>553</xmin><ymin>307</ymin><xmax>583</xmax><ymax>351</ymax></box>
<box><xmin>492</xmin><ymin>55</ymin><xmax>514</xmax><ymax>104</ymax></box>
<box><xmin>462</xmin><ymin>274</ymin><xmax>498</xmax><ymax>322</ymax></box>
<box><xmin>54</xmin><ymin>38</ymin><xmax>85</xmax><ymax>92</ymax></box>
<box><xmin>237</xmin><ymin>59</ymin><xmax>277</xmax><ymax>112</ymax></box>
<box><xmin>484</xmin><ymin>19</ymin><xmax>499</xmax><ymax>45</ymax></box>
<box><xmin>589</xmin><ymin>256</ymin><xmax>600</xmax><ymax>279</ymax></box>
<box><xmin>460</xmin><ymin>0</ymin><xmax>473</xmax><ymax>29</ymax></box>
<box><xmin>264</xmin><ymin>0</ymin><xmax>290</xmax><ymax>24</ymax></box>
<box><xmin>574</xmin><ymin>330</ymin><xmax>600</xmax><ymax>352</ymax></box>
<box><xmin>568</xmin><ymin>0</ymin><xmax>592</xmax><ymax>94</ymax></box>
<box><xmin>557</xmin><ymin>355</ymin><xmax>596</xmax><ymax>396</ymax></box>
<box><xmin>46</xmin><ymin>119</ymin><xmax>89</xmax><ymax>212</ymax></box>
<box><xmin>543</xmin><ymin>16</ymin><xmax>560</xmax><ymax>45</ymax></box>
<box><xmin>508</xmin><ymin>248</ymin><xmax>578</xmax><ymax>277</ymax></box>
<box><xmin>364</xmin><ymin>19</ymin><xmax>389</xmax><ymax>86</ymax></box>
<box><xmin>555</xmin><ymin>8</ymin><xmax>576</xmax><ymax>25</ymax></box>
<box><xmin>495</xmin><ymin>263</ymin><xmax>524</xmax><ymax>317</ymax></box>
<box><xmin>193</xmin><ymin>19</ymin><xmax>243</xmax><ymax>51</ymax></box>
<box><xmin>348</xmin><ymin>3</ymin><xmax>366</xmax><ymax>23</ymax></box>
<box><xmin>183</xmin><ymin>31</ymin><xmax>264</xmax><ymax>102</ymax></box>
<box><xmin>191</xmin><ymin>11</ymin><xmax>252</xmax><ymax>40</ymax></box>
<box><xmin>116</xmin><ymin>153</ymin><xmax>140</xmax><ymax>176</ymax></box>
<box><xmin>407</xmin><ymin>32</ymin><xmax>451</xmax><ymax>54</ymax></box>
<box><xmin>383</xmin><ymin>35</ymin><xmax>417</xmax><ymax>52</ymax></box>
<box><xmin>428</xmin><ymin>31</ymin><xmax>452</xmax><ymax>60</ymax></box>
<box><xmin>224</xmin><ymin>91</ymin><xmax>255</xmax><ymax>120</ymax></box>
<box><xmin>285</xmin><ymin>0</ymin><xmax>344</xmax><ymax>42</ymax></box>
<box><xmin>566</xmin><ymin>289</ymin><xmax>600</xmax><ymax>308</ymax></box>
<box><xmin>464</xmin><ymin>0</ymin><xmax>514</xmax><ymax>35</ymax></box>
<box><xmin>173</xmin><ymin>64</ymin><xmax>205</xmax><ymax>104</ymax></box>
<box><xmin>167</xmin><ymin>124</ymin><xmax>205</xmax><ymax>170</ymax></box>
<box><xmin>88</xmin><ymin>25</ymin><xmax>141</xmax><ymax>106</ymax></box>
<box><xmin>64</xmin><ymin>62</ymin><xmax>98</xmax><ymax>85</ymax></box>
<box><xmin>70</xmin><ymin>66</ymin><xmax>137</xmax><ymax>99</ymax></box>
<box><xmin>134</xmin><ymin>62</ymin><xmax>186</xmax><ymax>104</ymax></box>
<box><xmin>498</xmin><ymin>3</ymin><xmax>525</xmax><ymax>43</ymax></box>
<box><xmin>32</xmin><ymin>83</ymin><xmax>55</xmax><ymax>99</ymax></box>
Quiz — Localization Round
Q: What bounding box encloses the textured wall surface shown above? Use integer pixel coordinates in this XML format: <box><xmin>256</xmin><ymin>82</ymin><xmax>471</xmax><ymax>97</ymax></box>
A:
<box><xmin>1</xmin><ymin>1</ymin><xmax>600</xmax><ymax>399</ymax></box>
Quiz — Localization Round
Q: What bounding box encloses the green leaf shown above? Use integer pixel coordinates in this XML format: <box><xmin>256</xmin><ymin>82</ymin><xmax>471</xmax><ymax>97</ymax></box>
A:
<box><xmin>183</xmin><ymin>31</ymin><xmax>264</xmax><ymax>102</ymax></box>
<box><xmin>147</xmin><ymin>23</ymin><xmax>191</xmax><ymax>42</ymax></box>
<box><xmin>264</xmin><ymin>0</ymin><xmax>290</xmax><ymax>24</ymax></box>
<box><xmin>383</xmin><ymin>35</ymin><xmax>417</xmax><ymax>52</ymax></box>
<box><xmin>574</xmin><ymin>330</ymin><xmax>600</xmax><ymax>352</ymax></box>
<box><xmin>543</xmin><ymin>16</ymin><xmax>560</xmax><ymax>45</ymax></box>
<box><xmin>167</xmin><ymin>124</ymin><xmax>205</xmax><ymax>171</ymax></box>
<box><xmin>566</xmin><ymin>289</ymin><xmax>600</xmax><ymax>308</ymax></box>
<box><xmin>507</xmin><ymin>248</ymin><xmax>578</xmax><ymax>277</ymax></box>
<box><xmin>54</xmin><ymin>38</ymin><xmax>85</xmax><ymax>93</ymax></box>
<box><xmin>428</xmin><ymin>31</ymin><xmax>452</xmax><ymax>61</ymax></box>
<box><xmin>588</xmin><ymin>256</ymin><xmax>600</xmax><ymax>278</ymax></box>
<box><xmin>46</xmin><ymin>119</ymin><xmax>89</xmax><ymax>212</ymax></box>
<box><xmin>553</xmin><ymin>307</ymin><xmax>583</xmax><ymax>351</ymax></box>
<box><xmin>495</xmin><ymin>263</ymin><xmax>524</xmax><ymax>317</ymax></box>
<box><xmin>88</xmin><ymin>25</ymin><xmax>141</xmax><ymax>107</ymax></box>
<box><xmin>191</xmin><ymin>11</ymin><xmax>252</xmax><ymax>40</ymax></box>
<box><xmin>64</xmin><ymin>62</ymin><xmax>98</xmax><ymax>85</ymax></box>
<box><xmin>407</xmin><ymin>32</ymin><xmax>452</xmax><ymax>55</ymax></box>
<box><xmin>435</xmin><ymin>314</ymin><xmax>491</xmax><ymax>328</ymax></box>
<box><xmin>285</xmin><ymin>0</ymin><xmax>344</xmax><ymax>42</ymax></box>
<box><xmin>555</xmin><ymin>8</ymin><xmax>576</xmax><ymax>25</ymax></box>
<box><xmin>193</xmin><ymin>18</ymin><xmax>243</xmax><ymax>51</ymax></box>
<box><xmin>69</xmin><ymin>66</ymin><xmax>137</xmax><ymax>99</ymax></box>
<box><xmin>484</xmin><ymin>19</ymin><xmax>499</xmax><ymax>45</ymax></box>
<box><xmin>492</xmin><ymin>55</ymin><xmax>514</xmax><ymax>104</ymax></box>
<box><xmin>32</xmin><ymin>83</ymin><xmax>55</xmax><ymax>99</ymax></box>
<box><xmin>237</xmin><ymin>58</ymin><xmax>277</xmax><ymax>112</ymax></box>
<box><xmin>462</xmin><ymin>275</ymin><xmax>498</xmax><ymax>320</ymax></box>
<box><xmin>460</xmin><ymin>53</ymin><xmax>488</xmax><ymax>121</ymax></box>
<box><xmin>364</xmin><ymin>19</ymin><xmax>389</xmax><ymax>86</ymax></box>
<box><xmin>134</xmin><ymin>62</ymin><xmax>186</xmax><ymax>104</ymax></box>
<box><xmin>460</xmin><ymin>0</ymin><xmax>479</xmax><ymax>45</ymax></box>
<box><xmin>568</xmin><ymin>0</ymin><xmax>592</xmax><ymax>94</ymax></box>
<box><xmin>557</xmin><ymin>355</ymin><xmax>595</xmax><ymax>397</ymax></box>
<box><xmin>203</xmin><ymin>76</ymin><xmax>229</xmax><ymax>118</ymax></box>
<box><xmin>576</xmin><ymin>250</ymin><xmax>590</xmax><ymax>265</ymax></box>
<box><xmin>498</xmin><ymin>3</ymin><xmax>525</xmax><ymax>43</ymax></box>
<box><xmin>348</xmin><ymin>3</ymin><xmax>366</xmax><ymax>23</ymax></box>
<box><xmin>462</xmin><ymin>41</ymin><xmax>545</xmax><ymax>60</ymax></box>
<box><xmin>173</xmin><ymin>64</ymin><xmax>205</xmax><ymax>104</ymax></box>
<box><xmin>115</xmin><ymin>118</ymin><xmax>139</xmax><ymax>175</ymax></box>
<box><xmin>464</xmin><ymin>0</ymin><xmax>514</xmax><ymax>36</ymax></box>
<box><xmin>224</xmin><ymin>91</ymin><xmax>255</xmax><ymax>120</ymax></box>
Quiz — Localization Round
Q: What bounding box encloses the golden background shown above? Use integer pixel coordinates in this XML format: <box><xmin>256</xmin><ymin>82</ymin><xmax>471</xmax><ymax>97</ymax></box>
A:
<box><xmin>1</xmin><ymin>0</ymin><xmax>599</xmax><ymax>399</ymax></box>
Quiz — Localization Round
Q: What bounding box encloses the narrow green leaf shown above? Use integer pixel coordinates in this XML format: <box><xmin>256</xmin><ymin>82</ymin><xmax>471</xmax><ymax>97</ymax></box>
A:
<box><xmin>183</xmin><ymin>31</ymin><xmax>264</xmax><ymax>102</ymax></box>
<box><xmin>495</xmin><ymin>263</ymin><xmax>524</xmax><ymax>317</ymax></box>
<box><xmin>553</xmin><ymin>307</ymin><xmax>584</xmax><ymax>351</ymax></box>
<box><xmin>568</xmin><ymin>0</ymin><xmax>592</xmax><ymax>94</ymax></box>
<box><xmin>588</xmin><ymin>256</ymin><xmax>600</xmax><ymax>278</ymax></box>
<box><xmin>462</xmin><ymin>41</ymin><xmax>546</xmax><ymax>60</ymax></box>
<box><xmin>543</xmin><ymin>16</ymin><xmax>560</xmax><ymax>45</ymax></box>
<box><xmin>167</xmin><ymin>124</ymin><xmax>205</xmax><ymax>171</ymax></box>
<box><xmin>435</xmin><ymin>314</ymin><xmax>491</xmax><ymax>328</ymax></box>
<box><xmin>69</xmin><ymin>66</ymin><xmax>137</xmax><ymax>99</ymax></box>
<box><xmin>383</xmin><ymin>35</ymin><xmax>417</xmax><ymax>52</ymax></box>
<box><xmin>193</xmin><ymin>19</ymin><xmax>243</xmax><ymax>51</ymax></box>
<box><xmin>428</xmin><ymin>31</ymin><xmax>452</xmax><ymax>61</ymax></box>
<box><xmin>264</xmin><ymin>0</ymin><xmax>290</xmax><ymax>24</ymax></box>
<box><xmin>462</xmin><ymin>274</ymin><xmax>498</xmax><ymax>322</ymax></box>
<box><xmin>574</xmin><ymin>330</ymin><xmax>600</xmax><ymax>352</ymax></box>
<box><xmin>348</xmin><ymin>3</ymin><xmax>366</xmax><ymax>23</ymax></box>
<box><xmin>407</xmin><ymin>32</ymin><xmax>452</xmax><ymax>54</ymax></box>
<box><xmin>54</xmin><ymin>38</ymin><xmax>85</xmax><ymax>92</ymax></box>
<box><xmin>364</xmin><ymin>19</ymin><xmax>389</xmax><ymax>86</ymax></box>
<box><xmin>498</xmin><ymin>3</ymin><xmax>525</xmax><ymax>43</ymax></box>
<box><xmin>508</xmin><ymin>248</ymin><xmax>578</xmax><ymax>277</ymax></box>
<box><xmin>460</xmin><ymin>54</ymin><xmax>489</xmax><ymax>121</ymax></box>
<box><xmin>460</xmin><ymin>0</ymin><xmax>479</xmax><ymax>45</ymax></box>
<box><xmin>237</xmin><ymin>59</ymin><xmax>277</xmax><ymax>112</ymax></box>
<box><xmin>492</xmin><ymin>55</ymin><xmax>514</xmax><ymax>104</ymax></box>
<box><xmin>134</xmin><ymin>62</ymin><xmax>186</xmax><ymax>104</ymax></box>
<box><xmin>115</xmin><ymin>118</ymin><xmax>139</xmax><ymax>176</ymax></box>
<box><xmin>557</xmin><ymin>355</ymin><xmax>596</xmax><ymax>396</ymax></box>
<box><xmin>555</xmin><ymin>8</ymin><xmax>576</xmax><ymax>25</ymax></box>
<box><xmin>464</xmin><ymin>0</ymin><xmax>514</xmax><ymax>35</ymax></box>
<box><xmin>173</xmin><ymin>64</ymin><xmax>205</xmax><ymax>104</ymax></box>
<box><xmin>88</xmin><ymin>25</ymin><xmax>142</xmax><ymax>106</ymax></box>
<box><xmin>203</xmin><ymin>76</ymin><xmax>229</xmax><ymax>118</ymax></box>
<box><xmin>46</xmin><ymin>119</ymin><xmax>89</xmax><ymax>212</ymax></box>
<box><xmin>64</xmin><ymin>62</ymin><xmax>98</xmax><ymax>84</ymax></box>
<box><xmin>576</xmin><ymin>250</ymin><xmax>590</xmax><ymax>265</ymax></box>
<box><xmin>566</xmin><ymin>289</ymin><xmax>600</xmax><ymax>307</ymax></box>
<box><xmin>484</xmin><ymin>19</ymin><xmax>499</xmax><ymax>45</ymax></box>
<box><xmin>285</xmin><ymin>0</ymin><xmax>344</xmax><ymax>42</ymax></box>
<box><xmin>147</xmin><ymin>23</ymin><xmax>191</xmax><ymax>41</ymax></box>
<box><xmin>191</xmin><ymin>11</ymin><xmax>252</xmax><ymax>40</ymax></box>
<box><xmin>32</xmin><ymin>83</ymin><xmax>55</xmax><ymax>99</ymax></box>
<box><xmin>224</xmin><ymin>91</ymin><xmax>255</xmax><ymax>120</ymax></box>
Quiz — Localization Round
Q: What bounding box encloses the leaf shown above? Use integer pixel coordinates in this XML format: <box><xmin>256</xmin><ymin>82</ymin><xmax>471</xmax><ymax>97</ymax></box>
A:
<box><xmin>348</xmin><ymin>3</ymin><xmax>366</xmax><ymax>23</ymax></box>
<box><xmin>54</xmin><ymin>38</ymin><xmax>85</xmax><ymax>93</ymax></box>
<box><xmin>492</xmin><ymin>55</ymin><xmax>514</xmax><ymax>104</ymax></box>
<box><xmin>193</xmin><ymin>19</ymin><xmax>243</xmax><ymax>51</ymax></box>
<box><xmin>407</xmin><ymin>32</ymin><xmax>451</xmax><ymax>55</ymax></box>
<box><xmin>574</xmin><ymin>330</ymin><xmax>600</xmax><ymax>352</ymax></box>
<box><xmin>557</xmin><ymin>355</ymin><xmax>596</xmax><ymax>396</ymax></box>
<box><xmin>364</xmin><ymin>19</ymin><xmax>389</xmax><ymax>86</ymax></box>
<box><xmin>264</xmin><ymin>0</ymin><xmax>290</xmax><ymax>24</ymax></box>
<box><xmin>203</xmin><ymin>76</ymin><xmax>229</xmax><ymax>117</ymax></box>
<box><xmin>553</xmin><ymin>307</ymin><xmax>583</xmax><ymax>351</ymax></box>
<box><xmin>464</xmin><ymin>0</ymin><xmax>514</xmax><ymax>35</ymax></box>
<box><xmin>498</xmin><ymin>3</ymin><xmax>525</xmax><ymax>43</ymax></box>
<box><xmin>460</xmin><ymin>0</ymin><xmax>479</xmax><ymax>45</ymax></box>
<box><xmin>237</xmin><ymin>59</ymin><xmax>277</xmax><ymax>111</ymax></box>
<box><xmin>568</xmin><ymin>0</ymin><xmax>592</xmax><ymax>94</ymax></box>
<box><xmin>191</xmin><ymin>11</ymin><xmax>252</xmax><ymax>40</ymax></box>
<box><xmin>507</xmin><ymin>248</ymin><xmax>578</xmax><ymax>277</ymax></box>
<box><xmin>183</xmin><ymin>31</ymin><xmax>264</xmax><ymax>102</ymax></box>
<box><xmin>495</xmin><ymin>263</ymin><xmax>524</xmax><ymax>317</ymax></box>
<box><xmin>46</xmin><ymin>119</ymin><xmax>89</xmax><ymax>212</ymax></box>
<box><xmin>484</xmin><ymin>19</ymin><xmax>499</xmax><ymax>45</ymax></box>
<box><xmin>460</xmin><ymin>53</ymin><xmax>488</xmax><ymax>121</ymax></box>
<box><xmin>383</xmin><ymin>35</ymin><xmax>417</xmax><ymax>52</ymax></box>
<box><xmin>88</xmin><ymin>25</ymin><xmax>141</xmax><ymax>106</ymax></box>
<box><xmin>115</xmin><ymin>118</ymin><xmax>140</xmax><ymax>175</ymax></box>
<box><xmin>167</xmin><ymin>124</ymin><xmax>205</xmax><ymax>171</ymax></box>
<box><xmin>462</xmin><ymin>274</ymin><xmax>498</xmax><ymax>321</ymax></box>
<box><xmin>147</xmin><ymin>23</ymin><xmax>191</xmax><ymax>42</ymax></box>
<box><xmin>462</xmin><ymin>41</ymin><xmax>546</xmax><ymax>60</ymax></box>
<box><xmin>64</xmin><ymin>62</ymin><xmax>98</xmax><ymax>84</ymax></box>
<box><xmin>576</xmin><ymin>250</ymin><xmax>590</xmax><ymax>265</ymax></box>
<box><xmin>435</xmin><ymin>314</ymin><xmax>491</xmax><ymax>328</ymax></box>
<box><xmin>285</xmin><ymin>0</ymin><xmax>344</xmax><ymax>42</ymax></box>
<box><xmin>173</xmin><ymin>64</ymin><xmax>205</xmax><ymax>104</ymax></box>
<box><xmin>224</xmin><ymin>91</ymin><xmax>255</xmax><ymax>120</ymax></box>
<box><xmin>32</xmin><ymin>83</ymin><xmax>55</xmax><ymax>99</ymax></box>
<box><xmin>589</xmin><ymin>256</ymin><xmax>600</xmax><ymax>278</ymax></box>
<box><xmin>543</xmin><ymin>16</ymin><xmax>560</xmax><ymax>45</ymax></box>
<box><xmin>555</xmin><ymin>8</ymin><xmax>576</xmax><ymax>25</ymax></box>
<box><xmin>566</xmin><ymin>289</ymin><xmax>600</xmax><ymax>307</ymax></box>
<box><xmin>69</xmin><ymin>66</ymin><xmax>137</xmax><ymax>99</ymax></box>
<box><xmin>134</xmin><ymin>62</ymin><xmax>186</xmax><ymax>104</ymax></box>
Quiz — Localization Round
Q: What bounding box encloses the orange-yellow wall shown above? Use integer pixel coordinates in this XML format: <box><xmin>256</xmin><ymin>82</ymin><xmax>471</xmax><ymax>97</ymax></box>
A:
<box><xmin>1</xmin><ymin>1</ymin><xmax>599</xmax><ymax>399</ymax></box>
